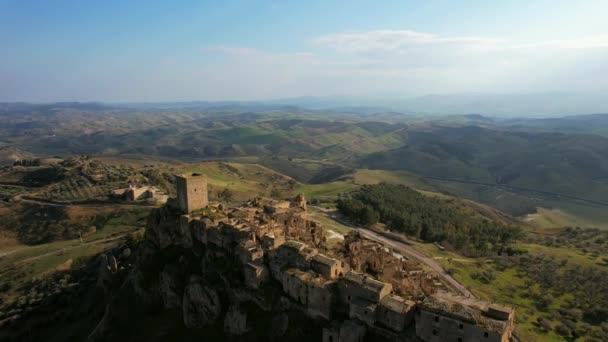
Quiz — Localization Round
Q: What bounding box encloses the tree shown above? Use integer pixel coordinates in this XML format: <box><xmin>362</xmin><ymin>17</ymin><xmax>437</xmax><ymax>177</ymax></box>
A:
<box><xmin>270</xmin><ymin>188</ymin><xmax>282</xmax><ymax>198</ymax></box>
<box><xmin>217</xmin><ymin>188</ymin><xmax>234</xmax><ymax>201</ymax></box>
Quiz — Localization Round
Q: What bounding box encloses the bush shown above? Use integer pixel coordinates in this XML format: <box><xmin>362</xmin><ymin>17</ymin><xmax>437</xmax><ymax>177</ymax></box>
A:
<box><xmin>555</xmin><ymin>323</ymin><xmax>572</xmax><ymax>337</ymax></box>
<box><xmin>537</xmin><ymin>317</ymin><xmax>552</xmax><ymax>332</ymax></box>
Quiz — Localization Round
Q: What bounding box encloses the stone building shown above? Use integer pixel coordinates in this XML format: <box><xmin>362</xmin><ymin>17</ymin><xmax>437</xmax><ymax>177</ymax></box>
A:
<box><xmin>175</xmin><ymin>173</ymin><xmax>208</xmax><ymax>213</ymax></box>
<box><xmin>261</xmin><ymin>231</ymin><xmax>286</xmax><ymax>250</ymax></box>
<box><xmin>311</xmin><ymin>253</ymin><xmax>346</xmax><ymax>279</ymax></box>
<box><xmin>165</xmin><ymin>176</ymin><xmax>516</xmax><ymax>341</ymax></box>
<box><xmin>349</xmin><ymin>298</ymin><xmax>378</xmax><ymax>326</ymax></box>
<box><xmin>280</xmin><ymin>268</ymin><xmax>335</xmax><ymax>320</ymax></box>
<box><xmin>236</xmin><ymin>240</ymin><xmax>264</xmax><ymax>265</ymax></box>
<box><xmin>376</xmin><ymin>295</ymin><xmax>416</xmax><ymax>332</ymax></box>
<box><xmin>273</xmin><ymin>240</ymin><xmax>319</xmax><ymax>271</ymax></box>
<box><xmin>416</xmin><ymin>292</ymin><xmax>515</xmax><ymax>342</ymax></box>
<box><xmin>322</xmin><ymin>320</ymin><xmax>367</xmax><ymax>342</ymax></box>
<box><xmin>339</xmin><ymin>271</ymin><xmax>393</xmax><ymax>303</ymax></box>
<box><xmin>112</xmin><ymin>184</ymin><xmax>168</xmax><ymax>204</ymax></box>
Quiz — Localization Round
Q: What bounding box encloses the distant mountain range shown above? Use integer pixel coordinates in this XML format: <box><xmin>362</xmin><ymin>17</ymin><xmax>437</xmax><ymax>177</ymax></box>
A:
<box><xmin>114</xmin><ymin>92</ymin><xmax>607</xmax><ymax>117</ymax></box>
<box><xmin>6</xmin><ymin>91</ymin><xmax>607</xmax><ymax>117</ymax></box>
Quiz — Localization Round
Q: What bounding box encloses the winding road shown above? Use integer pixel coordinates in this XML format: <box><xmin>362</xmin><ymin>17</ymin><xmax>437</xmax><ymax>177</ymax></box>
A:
<box><xmin>314</xmin><ymin>206</ymin><xmax>475</xmax><ymax>298</ymax></box>
<box><xmin>355</xmin><ymin>227</ymin><xmax>475</xmax><ymax>298</ymax></box>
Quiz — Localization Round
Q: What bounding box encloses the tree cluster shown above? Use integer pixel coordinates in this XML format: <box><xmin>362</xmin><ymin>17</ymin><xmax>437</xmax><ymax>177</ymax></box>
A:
<box><xmin>337</xmin><ymin>183</ymin><xmax>522</xmax><ymax>256</ymax></box>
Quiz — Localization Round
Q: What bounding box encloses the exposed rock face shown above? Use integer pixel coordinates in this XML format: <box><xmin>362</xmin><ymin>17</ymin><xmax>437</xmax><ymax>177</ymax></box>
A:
<box><xmin>125</xmin><ymin>241</ymin><xmax>162</xmax><ymax>306</ymax></box>
<box><xmin>128</xmin><ymin>267</ymin><xmax>161</xmax><ymax>306</ymax></box>
<box><xmin>269</xmin><ymin>313</ymin><xmax>289</xmax><ymax>338</ymax></box>
<box><xmin>182</xmin><ymin>275</ymin><xmax>221</xmax><ymax>328</ymax></box>
<box><xmin>160</xmin><ymin>265</ymin><xmax>185</xmax><ymax>309</ymax></box>
<box><xmin>223</xmin><ymin>304</ymin><xmax>248</xmax><ymax>336</ymax></box>
<box><xmin>96</xmin><ymin>254</ymin><xmax>112</xmax><ymax>290</ymax></box>
<box><xmin>146</xmin><ymin>204</ymin><xmax>192</xmax><ymax>249</ymax></box>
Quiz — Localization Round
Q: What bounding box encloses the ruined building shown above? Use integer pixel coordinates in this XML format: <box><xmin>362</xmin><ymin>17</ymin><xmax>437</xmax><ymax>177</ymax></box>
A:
<box><xmin>416</xmin><ymin>292</ymin><xmax>515</xmax><ymax>342</ymax></box>
<box><xmin>175</xmin><ymin>173</ymin><xmax>208</xmax><ymax>213</ymax></box>
<box><xmin>142</xmin><ymin>174</ymin><xmax>515</xmax><ymax>342</ymax></box>
<box><xmin>111</xmin><ymin>184</ymin><xmax>168</xmax><ymax>204</ymax></box>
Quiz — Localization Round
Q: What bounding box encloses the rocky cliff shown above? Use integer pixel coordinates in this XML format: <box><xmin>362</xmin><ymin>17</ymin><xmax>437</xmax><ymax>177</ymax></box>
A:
<box><xmin>84</xmin><ymin>200</ymin><xmax>333</xmax><ymax>342</ymax></box>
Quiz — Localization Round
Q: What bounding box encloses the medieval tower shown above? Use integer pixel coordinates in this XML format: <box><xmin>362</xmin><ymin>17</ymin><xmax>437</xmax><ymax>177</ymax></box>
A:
<box><xmin>175</xmin><ymin>173</ymin><xmax>208</xmax><ymax>213</ymax></box>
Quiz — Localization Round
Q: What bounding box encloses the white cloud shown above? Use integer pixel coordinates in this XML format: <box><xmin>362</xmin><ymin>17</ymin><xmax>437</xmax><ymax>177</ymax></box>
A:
<box><xmin>194</xmin><ymin>30</ymin><xmax>608</xmax><ymax>100</ymax></box>
<box><xmin>508</xmin><ymin>35</ymin><xmax>608</xmax><ymax>50</ymax></box>
<box><xmin>22</xmin><ymin>30</ymin><xmax>605</xmax><ymax>102</ymax></box>
<box><xmin>313</xmin><ymin>30</ymin><xmax>502</xmax><ymax>54</ymax></box>
<box><xmin>314</xmin><ymin>29</ymin><xmax>608</xmax><ymax>53</ymax></box>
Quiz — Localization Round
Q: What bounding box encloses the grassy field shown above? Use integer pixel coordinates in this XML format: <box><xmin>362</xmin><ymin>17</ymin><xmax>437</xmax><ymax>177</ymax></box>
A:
<box><xmin>413</xmin><ymin>240</ymin><xmax>607</xmax><ymax>341</ymax></box>
<box><xmin>0</xmin><ymin>207</ymin><xmax>148</xmax><ymax>289</ymax></box>
<box><xmin>165</xmin><ymin>161</ymin><xmax>297</xmax><ymax>200</ymax></box>
<box><xmin>83</xmin><ymin>159</ymin><xmax>608</xmax><ymax>232</ymax></box>
<box><xmin>524</xmin><ymin>205</ymin><xmax>608</xmax><ymax>230</ymax></box>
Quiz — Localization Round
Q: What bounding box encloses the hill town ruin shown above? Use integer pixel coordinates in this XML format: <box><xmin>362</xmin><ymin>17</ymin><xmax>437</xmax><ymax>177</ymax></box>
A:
<box><xmin>144</xmin><ymin>172</ymin><xmax>515</xmax><ymax>341</ymax></box>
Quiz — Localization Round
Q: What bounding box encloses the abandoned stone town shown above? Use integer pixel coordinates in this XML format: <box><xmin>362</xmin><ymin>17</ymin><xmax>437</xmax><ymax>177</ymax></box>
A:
<box><xmin>147</xmin><ymin>172</ymin><xmax>516</xmax><ymax>342</ymax></box>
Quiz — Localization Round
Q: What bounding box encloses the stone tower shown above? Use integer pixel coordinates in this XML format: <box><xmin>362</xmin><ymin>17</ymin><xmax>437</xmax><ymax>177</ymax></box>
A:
<box><xmin>175</xmin><ymin>173</ymin><xmax>208</xmax><ymax>213</ymax></box>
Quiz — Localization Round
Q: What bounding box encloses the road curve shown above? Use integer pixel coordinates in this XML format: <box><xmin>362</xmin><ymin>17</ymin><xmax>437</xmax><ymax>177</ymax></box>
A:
<box><xmin>313</xmin><ymin>206</ymin><xmax>475</xmax><ymax>297</ymax></box>
<box><xmin>355</xmin><ymin>228</ymin><xmax>475</xmax><ymax>298</ymax></box>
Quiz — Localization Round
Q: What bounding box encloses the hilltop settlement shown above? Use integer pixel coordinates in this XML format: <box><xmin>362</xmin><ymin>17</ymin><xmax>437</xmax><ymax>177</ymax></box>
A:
<box><xmin>133</xmin><ymin>172</ymin><xmax>515</xmax><ymax>342</ymax></box>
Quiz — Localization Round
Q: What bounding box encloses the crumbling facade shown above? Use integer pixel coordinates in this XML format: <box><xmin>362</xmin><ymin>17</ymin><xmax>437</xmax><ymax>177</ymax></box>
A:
<box><xmin>416</xmin><ymin>292</ymin><xmax>515</xmax><ymax>342</ymax></box>
<box><xmin>112</xmin><ymin>184</ymin><xmax>168</xmax><ymax>204</ymax></box>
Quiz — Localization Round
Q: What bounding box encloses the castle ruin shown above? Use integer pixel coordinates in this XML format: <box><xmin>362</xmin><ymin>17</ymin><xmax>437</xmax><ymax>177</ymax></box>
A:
<box><xmin>175</xmin><ymin>173</ymin><xmax>208</xmax><ymax>213</ymax></box>
<box><xmin>153</xmin><ymin>175</ymin><xmax>516</xmax><ymax>341</ymax></box>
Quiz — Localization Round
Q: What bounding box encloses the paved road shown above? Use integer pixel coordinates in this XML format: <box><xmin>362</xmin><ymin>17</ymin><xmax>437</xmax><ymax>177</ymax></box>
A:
<box><xmin>355</xmin><ymin>228</ymin><xmax>475</xmax><ymax>298</ymax></box>
<box><xmin>312</xmin><ymin>206</ymin><xmax>475</xmax><ymax>297</ymax></box>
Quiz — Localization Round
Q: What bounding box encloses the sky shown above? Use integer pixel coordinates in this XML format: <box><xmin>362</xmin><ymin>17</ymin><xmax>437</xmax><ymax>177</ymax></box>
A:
<box><xmin>1</xmin><ymin>0</ymin><xmax>608</xmax><ymax>102</ymax></box>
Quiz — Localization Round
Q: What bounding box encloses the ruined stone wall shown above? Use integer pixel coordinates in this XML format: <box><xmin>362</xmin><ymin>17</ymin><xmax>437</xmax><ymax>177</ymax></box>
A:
<box><xmin>307</xmin><ymin>282</ymin><xmax>334</xmax><ymax>320</ymax></box>
<box><xmin>416</xmin><ymin>309</ymin><xmax>506</xmax><ymax>342</ymax></box>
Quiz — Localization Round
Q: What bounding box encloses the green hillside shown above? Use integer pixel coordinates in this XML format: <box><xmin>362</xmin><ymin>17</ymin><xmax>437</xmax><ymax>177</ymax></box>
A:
<box><xmin>3</xmin><ymin>106</ymin><xmax>608</xmax><ymax>229</ymax></box>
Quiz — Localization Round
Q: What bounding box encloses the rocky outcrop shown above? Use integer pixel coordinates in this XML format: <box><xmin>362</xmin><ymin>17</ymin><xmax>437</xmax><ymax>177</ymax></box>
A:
<box><xmin>160</xmin><ymin>264</ymin><xmax>185</xmax><ymax>310</ymax></box>
<box><xmin>269</xmin><ymin>312</ymin><xmax>289</xmax><ymax>338</ymax></box>
<box><xmin>182</xmin><ymin>275</ymin><xmax>221</xmax><ymax>328</ymax></box>
<box><xmin>145</xmin><ymin>203</ymin><xmax>192</xmax><ymax>249</ymax></box>
<box><xmin>223</xmin><ymin>304</ymin><xmax>248</xmax><ymax>336</ymax></box>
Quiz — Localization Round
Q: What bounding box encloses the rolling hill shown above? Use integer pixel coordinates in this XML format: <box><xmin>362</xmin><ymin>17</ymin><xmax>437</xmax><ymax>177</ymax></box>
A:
<box><xmin>2</xmin><ymin>103</ymin><xmax>608</xmax><ymax>228</ymax></box>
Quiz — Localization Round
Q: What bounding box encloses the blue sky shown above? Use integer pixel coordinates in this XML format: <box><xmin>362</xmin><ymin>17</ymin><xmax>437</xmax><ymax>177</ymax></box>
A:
<box><xmin>2</xmin><ymin>0</ymin><xmax>608</xmax><ymax>102</ymax></box>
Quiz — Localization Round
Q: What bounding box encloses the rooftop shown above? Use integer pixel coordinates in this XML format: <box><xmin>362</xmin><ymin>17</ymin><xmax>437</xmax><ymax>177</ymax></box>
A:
<box><xmin>343</xmin><ymin>271</ymin><xmax>390</xmax><ymax>293</ymax></box>
<box><xmin>282</xmin><ymin>240</ymin><xmax>306</xmax><ymax>252</ymax></box>
<box><xmin>285</xmin><ymin>268</ymin><xmax>331</xmax><ymax>287</ymax></box>
<box><xmin>422</xmin><ymin>292</ymin><xmax>513</xmax><ymax>334</ymax></box>
<box><xmin>312</xmin><ymin>253</ymin><xmax>339</xmax><ymax>267</ymax></box>
<box><xmin>379</xmin><ymin>294</ymin><xmax>416</xmax><ymax>313</ymax></box>
<box><xmin>175</xmin><ymin>172</ymin><xmax>206</xmax><ymax>179</ymax></box>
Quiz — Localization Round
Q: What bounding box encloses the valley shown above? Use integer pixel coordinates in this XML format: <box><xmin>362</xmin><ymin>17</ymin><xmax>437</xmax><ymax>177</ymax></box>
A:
<box><xmin>1</xmin><ymin>105</ymin><xmax>608</xmax><ymax>341</ymax></box>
